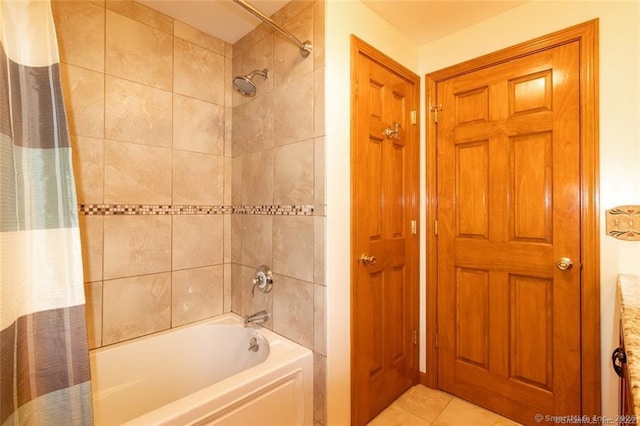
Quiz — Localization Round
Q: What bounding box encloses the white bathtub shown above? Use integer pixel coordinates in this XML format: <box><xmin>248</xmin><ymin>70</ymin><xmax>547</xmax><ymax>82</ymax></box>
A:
<box><xmin>90</xmin><ymin>313</ymin><xmax>313</xmax><ymax>425</ymax></box>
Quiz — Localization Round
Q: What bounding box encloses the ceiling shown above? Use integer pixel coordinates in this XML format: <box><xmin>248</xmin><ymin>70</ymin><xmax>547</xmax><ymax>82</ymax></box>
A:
<box><xmin>139</xmin><ymin>0</ymin><xmax>526</xmax><ymax>45</ymax></box>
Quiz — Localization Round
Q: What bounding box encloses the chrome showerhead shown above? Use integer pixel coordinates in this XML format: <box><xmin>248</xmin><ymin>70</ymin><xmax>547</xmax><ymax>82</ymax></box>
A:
<box><xmin>232</xmin><ymin>69</ymin><xmax>269</xmax><ymax>97</ymax></box>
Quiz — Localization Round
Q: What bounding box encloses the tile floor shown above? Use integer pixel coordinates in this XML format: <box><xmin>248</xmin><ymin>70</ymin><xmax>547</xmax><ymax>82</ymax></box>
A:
<box><xmin>367</xmin><ymin>385</ymin><xmax>521</xmax><ymax>425</ymax></box>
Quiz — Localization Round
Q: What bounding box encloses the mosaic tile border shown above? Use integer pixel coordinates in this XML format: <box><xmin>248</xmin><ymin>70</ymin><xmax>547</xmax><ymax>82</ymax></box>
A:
<box><xmin>78</xmin><ymin>204</ymin><xmax>314</xmax><ymax>216</ymax></box>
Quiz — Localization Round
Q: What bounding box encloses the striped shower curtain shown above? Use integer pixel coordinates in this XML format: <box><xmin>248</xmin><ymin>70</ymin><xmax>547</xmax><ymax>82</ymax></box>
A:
<box><xmin>0</xmin><ymin>0</ymin><xmax>93</xmax><ymax>424</ymax></box>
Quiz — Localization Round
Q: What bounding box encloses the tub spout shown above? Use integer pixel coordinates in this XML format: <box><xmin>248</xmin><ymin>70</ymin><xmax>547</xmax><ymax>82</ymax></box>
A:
<box><xmin>244</xmin><ymin>310</ymin><xmax>270</xmax><ymax>327</ymax></box>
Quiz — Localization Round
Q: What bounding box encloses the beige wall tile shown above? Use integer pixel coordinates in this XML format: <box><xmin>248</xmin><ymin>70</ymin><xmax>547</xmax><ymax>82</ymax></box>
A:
<box><xmin>313</xmin><ymin>284</ymin><xmax>326</xmax><ymax>355</ymax></box>
<box><xmin>172</xmin><ymin>265</ymin><xmax>223</xmax><ymax>327</ymax></box>
<box><xmin>224</xmin><ymin>263</ymin><xmax>232</xmax><ymax>313</ymax></box>
<box><xmin>106</xmin><ymin>11</ymin><xmax>173</xmax><ymax>90</ymax></box>
<box><xmin>314</xmin><ymin>216</ymin><xmax>325</xmax><ymax>286</ymax></box>
<box><xmin>52</xmin><ymin>1</ymin><xmax>105</xmax><ymax>72</ymax></box>
<box><xmin>174</xmin><ymin>38</ymin><xmax>225</xmax><ymax>105</ymax></box>
<box><xmin>233</xmin><ymin>22</ymin><xmax>271</xmax><ymax>59</ymax></box>
<box><xmin>225</xmin><ymin>58</ymin><xmax>233</xmax><ymax>108</ymax></box>
<box><xmin>241</xmin><ymin>150</ymin><xmax>273</xmax><ymax>205</ymax></box>
<box><xmin>273</xmin><ymin>5</ymin><xmax>313</xmax><ymax>88</ymax></box>
<box><xmin>173</xmin><ymin>95</ymin><xmax>224</xmax><ymax>155</ymax></box>
<box><xmin>102</xmin><ymin>272</ymin><xmax>171</xmax><ymax>345</ymax></box>
<box><xmin>224</xmin><ymin>214</ymin><xmax>231</xmax><ymax>263</ymax></box>
<box><xmin>103</xmin><ymin>215</ymin><xmax>172</xmax><ymax>279</ymax></box>
<box><xmin>273</xmin><ymin>140</ymin><xmax>313</xmax><ymax>205</ymax></box>
<box><xmin>172</xmin><ymin>215</ymin><xmax>224</xmax><ymax>270</ymax></box>
<box><xmin>232</xmin><ymin>95</ymin><xmax>274</xmax><ymax>156</ymax></box>
<box><xmin>105</xmin><ymin>76</ymin><xmax>172</xmax><ymax>148</ymax></box>
<box><xmin>313</xmin><ymin>353</ymin><xmax>327</xmax><ymax>425</ymax></box>
<box><xmin>313</xmin><ymin>0</ymin><xmax>325</xmax><ymax>70</ymax></box>
<box><xmin>84</xmin><ymin>281</ymin><xmax>103</xmax><ymax>349</ymax></box>
<box><xmin>314</xmin><ymin>136</ymin><xmax>325</xmax><ymax>206</ymax></box>
<box><xmin>314</xmin><ymin>68</ymin><xmax>325</xmax><ymax>137</ymax></box>
<box><xmin>231</xmin><ymin>215</ymin><xmax>242</xmax><ymax>263</ymax></box>
<box><xmin>272</xmin><ymin>274</ymin><xmax>313</xmax><ymax>348</ymax></box>
<box><xmin>272</xmin><ymin>0</ymin><xmax>313</xmax><ymax>25</ymax></box>
<box><xmin>231</xmin><ymin>156</ymin><xmax>242</xmax><ymax>205</ymax></box>
<box><xmin>224</xmin><ymin>157</ymin><xmax>232</xmax><ymax>205</ymax></box>
<box><xmin>60</xmin><ymin>64</ymin><xmax>104</xmax><ymax>139</ymax></box>
<box><xmin>273</xmin><ymin>72</ymin><xmax>314</xmax><ymax>146</ymax></box>
<box><xmin>224</xmin><ymin>107</ymin><xmax>233</xmax><ymax>157</ymax></box>
<box><xmin>104</xmin><ymin>140</ymin><xmax>172</xmax><ymax>204</ymax></box>
<box><xmin>174</xmin><ymin>21</ymin><xmax>225</xmax><ymax>55</ymax></box>
<box><xmin>273</xmin><ymin>216</ymin><xmax>314</xmax><ymax>282</ymax></box>
<box><xmin>71</xmin><ymin>136</ymin><xmax>104</xmax><ymax>204</ymax></box>
<box><xmin>240</xmin><ymin>215</ymin><xmax>273</xmax><ymax>268</ymax></box>
<box><xmin>79</xmin><ymin>215</ymin><xmax>103</xmax><ymax>283</ymax></box>
<box><xmin>173</xmin><ymin>150</ymin><xmax>223</xmax><ymax>205</ymax></box>
<box><xmin>106</xmin><ymin>0</ymin><xmax>173</xmax><ymax>34</ymax></box>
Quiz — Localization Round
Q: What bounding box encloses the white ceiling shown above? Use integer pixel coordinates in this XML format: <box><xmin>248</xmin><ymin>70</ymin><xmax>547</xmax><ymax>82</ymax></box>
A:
<box><xmin>139</xmin><ymin>0</ymin><xmax>526</xmax><ymax>45</ymax></box>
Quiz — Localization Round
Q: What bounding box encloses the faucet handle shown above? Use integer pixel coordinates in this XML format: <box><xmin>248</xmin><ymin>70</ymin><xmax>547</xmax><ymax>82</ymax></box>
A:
<box><xmin>251</xmin><ymin>265</ymin><xmax>273</xmax><ymax>297</ymax></box>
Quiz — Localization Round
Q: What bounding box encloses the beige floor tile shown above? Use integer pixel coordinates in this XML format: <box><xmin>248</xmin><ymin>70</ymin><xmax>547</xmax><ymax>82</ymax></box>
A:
<box><xmin>368</xmin><ymin>404</ymin><xmax>431</xmax><ymax>426</ymax></box>
<box><xmin>394</xmin><ymin>385</ymin><xmax>453</xmax><ymax>423</ymax></box>
<box><xmin>433</xmin><ymin>397</ymin><xmax>520</xmax><ymax>426</ymax></box>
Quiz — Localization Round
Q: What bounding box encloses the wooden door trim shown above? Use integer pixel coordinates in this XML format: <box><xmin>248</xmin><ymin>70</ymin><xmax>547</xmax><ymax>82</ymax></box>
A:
<box><xmin>350</xmin><ymin>35</ymin><xmax>421</xmax><ymax>424</ymax></box>
<box><xmin>424</xmin><ymin>19</ymin><xmax>600</xmax><ymax>415</ymax></box>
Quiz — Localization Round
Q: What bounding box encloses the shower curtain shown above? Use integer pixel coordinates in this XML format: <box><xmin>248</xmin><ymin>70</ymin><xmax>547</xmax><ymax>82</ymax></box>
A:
<box><xmin>0</xmin><ymin>0</ymin><xmax>93</xmax><ymax>424</ymax></box>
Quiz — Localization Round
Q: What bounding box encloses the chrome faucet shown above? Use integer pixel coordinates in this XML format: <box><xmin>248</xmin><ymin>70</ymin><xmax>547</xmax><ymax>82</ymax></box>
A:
<box><xmin>244</xmin><ymin>310</ymin><xmax>270</xmax><ymax>327</ymax></box>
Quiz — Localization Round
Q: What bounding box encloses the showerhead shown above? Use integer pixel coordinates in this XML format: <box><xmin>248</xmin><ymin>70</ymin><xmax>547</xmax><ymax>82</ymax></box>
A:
<box><xmin>232</xmin><ymin>69</ymin><xmax>269</xmax><ymax>97</ymax></box>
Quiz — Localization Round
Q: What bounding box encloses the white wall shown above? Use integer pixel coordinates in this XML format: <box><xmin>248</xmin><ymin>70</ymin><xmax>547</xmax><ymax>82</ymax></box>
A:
<box><xmin>419</xmin><ymin>0</ymin><xmax>640</xmax><ymax>420</ymax></box>
<box><xmin>325</xmin><ymin>1</ymin><xmax>420</xmax><ymax>424</ymax></box>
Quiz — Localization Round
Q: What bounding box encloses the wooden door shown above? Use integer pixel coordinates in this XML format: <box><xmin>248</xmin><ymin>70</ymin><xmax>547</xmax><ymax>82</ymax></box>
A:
<box><xmin>351</xmin><ymin>36</ymin><xmax>420</xmax><ymax>426</ymax></box>
<box><xmin>436</xmin><ymin>41</ymin><xmax>582</xmax><ymax>424</ymax></box>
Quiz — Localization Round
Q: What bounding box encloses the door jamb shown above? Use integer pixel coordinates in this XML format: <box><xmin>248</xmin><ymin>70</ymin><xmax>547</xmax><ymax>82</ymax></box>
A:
<box><xmin>424</xmin><ymin>19</ymin><xmax>601</xmax><ymax>415</ymax></box>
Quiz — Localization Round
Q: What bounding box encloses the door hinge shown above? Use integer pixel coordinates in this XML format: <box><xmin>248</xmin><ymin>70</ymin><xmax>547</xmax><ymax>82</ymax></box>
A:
<box><xmin>431</xmin><ymin>104</ymin><xmax>442</xmax><ymax>123</ymax></box>
<box><xmin>434</xmin><ymin>219</ymin><xmax>438</xmax><ymax>236</ymax></box>
<box><xmin>435</xmin><ymin>332</ymin><xmax>438</xmax><ymax>348</ymax></box>
<box><xmin>413</xmin><ymin>329</ymin><xmax>417</xmax><ymax>345</ymax></box>
<box><xmin>410</xmin><ymin>110</ymin><xmax>417</xmax><ymax>125</ymax></box>
<box><xmin>411</xmin><ymin>220</ymin><xmax>417</xmax><ymax>235</ymax></box>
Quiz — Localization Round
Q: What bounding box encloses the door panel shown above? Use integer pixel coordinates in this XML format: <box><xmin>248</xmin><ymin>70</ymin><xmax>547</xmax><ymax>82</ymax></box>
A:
<box><xmin>511</xmin><ymin>132</ymin><xmax>553</xmax><ymax>242</ymax></box>
<box><xmin>351</xmin><ymin>37</ymin><xmax>419</xmax><ymax>426</ymax></box>
<box><xmin>437</xmin><ymin>41</ymin><xmax>581</xmax><ymax>424</ymax></box>
<box><xmin>457</xmin><ymin>142</ymin><xmax>489</xmax><ymax>238</ymax></box>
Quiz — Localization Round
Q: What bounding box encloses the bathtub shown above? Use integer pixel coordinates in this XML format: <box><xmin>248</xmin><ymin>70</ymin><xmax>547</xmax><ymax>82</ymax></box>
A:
<box><xmin>90</xmin><ymin>313</ymin><xmax>313</xmax><ymax>425</ymax></box>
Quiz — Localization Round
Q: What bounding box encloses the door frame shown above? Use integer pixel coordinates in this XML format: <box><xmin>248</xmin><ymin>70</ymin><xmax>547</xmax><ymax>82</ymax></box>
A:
<box><xmin>350</xmin><ymin>35</ymin><xmax>421</xmax><ymax>424</ymax></box>
<box><xmin>424</xmin><ymin>19</ymin><xmax>600</xmax><ymax>415</ymax></box>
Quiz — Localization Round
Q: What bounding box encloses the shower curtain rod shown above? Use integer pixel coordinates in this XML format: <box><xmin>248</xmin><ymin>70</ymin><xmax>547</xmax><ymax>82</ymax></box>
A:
<box><xmin>232</xmin><ymin>0</ymin><xmax>313</xmax><ymax>58</ymax></box>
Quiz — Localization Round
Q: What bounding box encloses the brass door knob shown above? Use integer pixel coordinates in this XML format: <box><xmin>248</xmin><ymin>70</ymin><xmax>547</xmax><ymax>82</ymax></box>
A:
<box><xmin>358</xmin><ymin>255</ymin><xmax>377</xmax><ymax>265</ymax></box>
<box><xmin>557</xmin><ymin>257</ymin><xmax>573</xmax><ymax>271</ymax></box>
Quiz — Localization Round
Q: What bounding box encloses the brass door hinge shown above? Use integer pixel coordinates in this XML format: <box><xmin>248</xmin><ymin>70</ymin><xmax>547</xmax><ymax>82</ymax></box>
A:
<box><xmin>410</xmin><ymin>110</ymin><xmax>417</xmax><ymax>125</ymax></box>
<box><xmin>431</xmin><ymin>104</ymin><xmax>443</xmax><ymax>123</ymax></box>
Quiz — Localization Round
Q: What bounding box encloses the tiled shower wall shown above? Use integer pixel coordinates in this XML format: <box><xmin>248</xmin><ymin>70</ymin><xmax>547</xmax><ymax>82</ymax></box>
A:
<box><xmin>52</xmin><ymin>0</ymin><xmax>234</xmax><ymax>347</ymax></box>
<box><xmin>54</xmin><ymin>0</ymin><xmax>327</xmax><ymax>424</ymax></box>
<box><xmin>230</xmin><ymin>1</ymin><xmax>326</xmax><ymax>423</ymax></box>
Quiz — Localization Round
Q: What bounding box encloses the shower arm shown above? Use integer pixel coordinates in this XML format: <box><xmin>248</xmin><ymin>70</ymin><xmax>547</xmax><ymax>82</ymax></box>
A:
<box><xmin>232</xmin><ymin>0</ymin><xmax>313</xmax><ymax>58</ymax></box>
